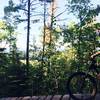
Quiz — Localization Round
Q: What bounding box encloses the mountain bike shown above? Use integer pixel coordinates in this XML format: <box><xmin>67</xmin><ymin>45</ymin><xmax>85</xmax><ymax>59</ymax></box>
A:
<box><xmin>67</xmin><ymin>52</ymin><xmax>100</xmax><ymax>100</ymax></box>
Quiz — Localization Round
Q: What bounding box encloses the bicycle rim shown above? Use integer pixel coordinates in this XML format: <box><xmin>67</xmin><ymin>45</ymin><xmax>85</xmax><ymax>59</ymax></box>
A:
<box><xmin>67</xmin><ymin>72</ymin><xmax>97</xmax><ymax>100</ymax></box>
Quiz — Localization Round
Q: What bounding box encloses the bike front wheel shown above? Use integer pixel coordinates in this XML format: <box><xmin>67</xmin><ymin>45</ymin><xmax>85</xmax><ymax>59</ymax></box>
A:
<box><xmin>67</xmin><ymin>72</ymin><xmax>97</xmax><ymax>100</ymax></box>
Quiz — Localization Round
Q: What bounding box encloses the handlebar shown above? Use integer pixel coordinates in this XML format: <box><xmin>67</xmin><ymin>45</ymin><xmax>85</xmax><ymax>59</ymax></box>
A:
<box><xmin>91</xmin><ymin>52</ymin><xmax>100</xmax><ymax>59</ymax></box>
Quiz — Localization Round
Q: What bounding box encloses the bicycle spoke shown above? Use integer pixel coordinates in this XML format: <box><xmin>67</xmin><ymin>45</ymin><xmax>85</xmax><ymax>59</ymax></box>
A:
<box><xmin>67</xmin><ymin>72</ymin><xmax>97</xmax><ymax>100</ymax></box>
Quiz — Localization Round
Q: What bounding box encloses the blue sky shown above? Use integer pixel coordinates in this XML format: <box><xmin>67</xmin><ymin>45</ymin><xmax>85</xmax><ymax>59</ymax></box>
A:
<box><xmin>0</xmin><ymin>0</ymin><xmax>8</xmax><ymax>19</ymax></box>
<box><xmin>0</xmin><ymin>0</ymin><xmax>100</xmax><ymax>51</ymax></box>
